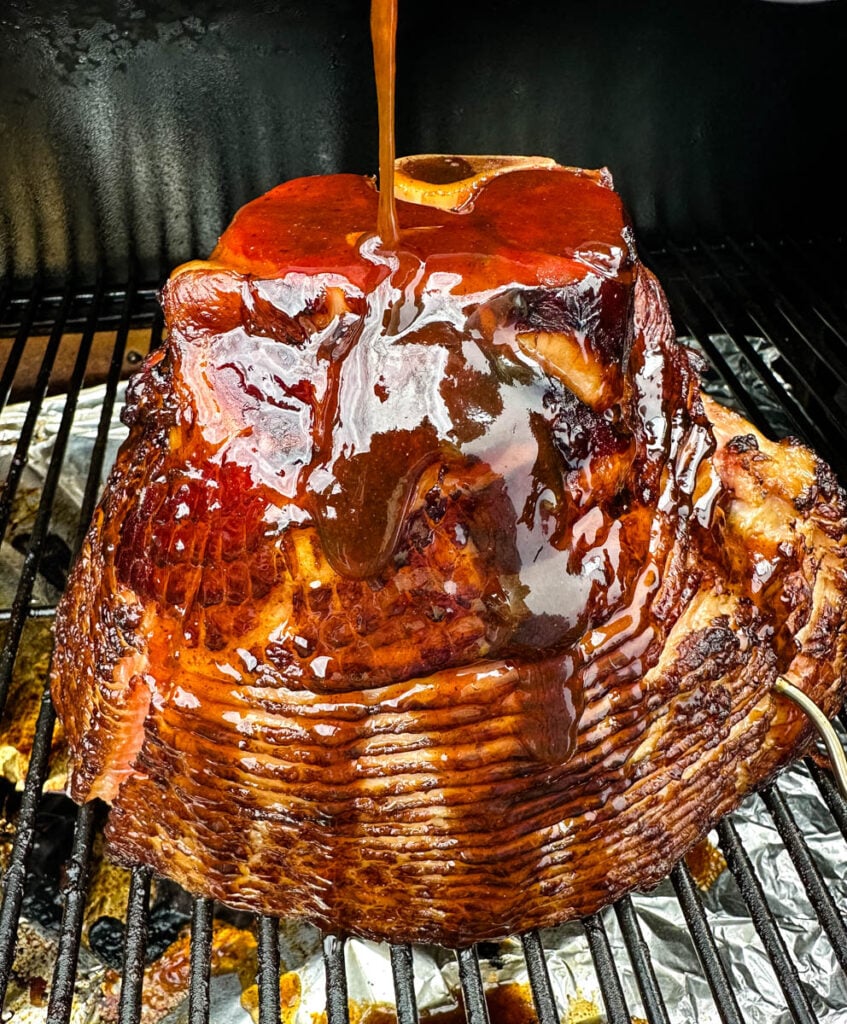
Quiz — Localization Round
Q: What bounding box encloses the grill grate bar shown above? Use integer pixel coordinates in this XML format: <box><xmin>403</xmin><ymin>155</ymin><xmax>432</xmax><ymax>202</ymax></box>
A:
<box><xmin>42</xmin><ymin>285</ymin><xmax>139</xmax><ymax>1021</ymax></box>
<box><xmin>0</xmin><ymin>280</ymin><xmax>103</xmax><ymax>711</ymax></box>
<box><xmin>782</xmin><ymin>237</ymin><xmax>847</xmax><ymax>343</ymax></box>
<box><xmin>188</xmin><ymin>897</ymin><xmax>214</xmax><ymax>1024</ymax></box>
<box><xmin>0</xmin><ymin>603</ymin><xmax>56</xmax><ymax>621</ymax></box>
<box><xmin>117</xmin><ymin>866</ymin><xmax>152</xmax><ymax>1024</ymax></box>
<box><xmin>692</xmin><ymin>239</ymin><xmax>847</xmax><ymax>458</ymax></box>
<box><xmin>0</xmin><ymin>285</ymin><xmax>75</xmax><ymax>548</ymax></box>
<box><xmin>519</xmin><ymin>931</ymin><xmax>558</xmax><ymax>1024</ymax></box>
<box><xmin>716</xmin><ymin>818</ymin><xmax>819</xmax><ymax>1023</ymax></box>
<box><xmin>613</xmin><ymin>896</ymin><xmax>671</xmax><ymax>1024</ymax></box>
<box><xmin>670</xmin><ymin>862</ymin><xmax>745</xmax><ymax>1024</ymax></box>
<box><xmin>805</xmin><ymin>758</ymin><xmax>847</xmax><ymax>843</ymax></box>
<box><xmin>666</xmin><ymin>241</ymin><xmax>829</xmax><ymax>451</ymax></box>
<box><xmin>0</xmin><ymin>280</ymin><xmax>113</xmax><ymax>1001</ymax></box>
<box><xmin>323</xmin><ymin>934</ymin><xmax>350</xmax><ymax>1024</ymax></box>
<box><xmin>720</xmin><ymin>280</ymin><xmax>847</xmax><ymax>444</ymax></box>
<box><xmin>742</xmin><ymin>236</ymin><xmax>847</xmax><ymax>365</ymax></box>
<box><xmin>0</xmin><ymin>288</ymin><xmax>158</xmax><ymax>1018</ymax></box>
<box><xmin>761</xmin><ymin>785</ymin><xmax>847</xmax><ymax>974</ymax></box>
<box><xmin>715</xmin><ymin>237</ymin><xmax>847</xmax><ymax>392</ymax></box>
<box><xmin>44</xmin><ymin>801</ymin><xmax>98</xmax><ymax>1024</ymax></box>
<box><xmin>650</xmin><ymin>264</ymin><xmax>773</xmax><ymax>434</ymax></box>
<box><xmin>389</xmin><ymin>944</ymin><xmax>418</xmax><ymax>1024</ymax></box>
<box><xmin>0</xmin><ymin>280</ymin><xmax>40</xmax><ymax>415</ymax></box>
<box><xmin>455</xmin><ymin>946</ymin><xmax>490</xmax><ymax>1024</ymax></box>
<box><xmin>0</xmin><ymin>287</ymin><xmax>162</xmax><ymax>336</ymax></box>
<box><xmin>76</xmin><ymin>280</ymin><xmax>138</xmax><ymax>539</ymax></box>
<box><xmin>0</xmin><ymin>689</ymin><xmax>57</xmax><ymax>1007</ymax></box>
<box><xmin>257</xmin><ymin>917</ymin><xmax>282</xmax><ymax>1024</ymax></box>
<box><xmin>582</xmin><ymin>913</ymin><xmax>631</xmax><ymax>1024</ymax></box>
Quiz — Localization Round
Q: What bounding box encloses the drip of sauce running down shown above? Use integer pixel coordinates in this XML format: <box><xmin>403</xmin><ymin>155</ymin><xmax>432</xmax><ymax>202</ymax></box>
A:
<box><xmin>370</xmin><ymin>0</ymin><xmax>400</xmax><ymax>246</ymax></box>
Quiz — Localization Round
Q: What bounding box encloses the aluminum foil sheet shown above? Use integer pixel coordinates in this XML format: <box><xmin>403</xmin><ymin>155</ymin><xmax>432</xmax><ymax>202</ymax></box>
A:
<box><xmin>681</xmin><ymin>332</ymin><xmax>796</xmax><ymax>438</ymax></box>
<box><xmin>1</xmin><ymin>336</ymin><xmax>845</xmax><ymax>1022</ymax></box>
<box><xmin>0</xmin><ymin>381</ymin><xmax>129</xmax><ymax>611</ymax></box>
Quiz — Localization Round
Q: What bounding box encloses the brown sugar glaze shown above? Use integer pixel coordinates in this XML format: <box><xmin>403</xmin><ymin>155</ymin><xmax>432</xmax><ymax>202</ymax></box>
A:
<box><xmin>125</xmin><ymin>161</ymin><xmax>716</xmax><ymax>786</ymax></box>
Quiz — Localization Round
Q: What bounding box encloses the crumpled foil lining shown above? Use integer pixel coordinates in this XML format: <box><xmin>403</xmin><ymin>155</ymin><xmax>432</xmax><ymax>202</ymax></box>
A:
<box><xmin>1</xmin><ymin>336</ymin><xmax>845</xmax><ymax>1023</ymax></box>
<box><xmin>0</xmin><ymin>382</ymin><xmax>128</xmax><ymax>612</ymax></box>
<box><xmin>681</xmin><ymin>332</ymin><xmax>796</xmax><ymax>439</ymax></box>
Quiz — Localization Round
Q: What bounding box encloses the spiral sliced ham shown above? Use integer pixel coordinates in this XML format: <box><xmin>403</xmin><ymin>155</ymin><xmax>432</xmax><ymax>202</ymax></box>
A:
<box><xmin>50</xmin><ymin>157</ymin><xmax>847</xmax><ymax>946</ymax></box>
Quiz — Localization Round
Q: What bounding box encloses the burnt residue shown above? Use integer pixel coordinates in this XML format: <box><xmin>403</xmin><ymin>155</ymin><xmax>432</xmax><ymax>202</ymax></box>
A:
<box><xmin>88</xmin><ymin>898</ymin><xmax>192</xmax><ymax>970</ymax></box>
<box><xmin>726</xmin><ymin>434</ymin><xmax>760</xmax><ymax>455</ymax></box>
<box><xmin>10</xmin><ymin>532</ymin><xmax>72</xmax><ymax>592</ymax></box>
<box><xmin>0</xmin><ymin>0</ymin><xmax>377</xmax><ymax>283</ymax></box>
<box><xmin>0</xmin><ymin>782</ymin><xmax>193</xmax><ymax>969</ymax></box>
<box><xmin>4</xmin><ymin>793</ymin><xmax>75</xmax><ymax>933</ymax></box>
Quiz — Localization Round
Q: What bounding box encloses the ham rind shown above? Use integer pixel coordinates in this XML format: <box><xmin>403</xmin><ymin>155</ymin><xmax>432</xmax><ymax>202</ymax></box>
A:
<box><xmin>51</xmin><ymin>158</ymin><xmax>847</xmax><ymax>946</ymax></box>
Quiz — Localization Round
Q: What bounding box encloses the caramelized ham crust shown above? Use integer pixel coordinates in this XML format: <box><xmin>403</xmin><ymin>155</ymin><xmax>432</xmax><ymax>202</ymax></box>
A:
<box><xmin>51</xmin><ymin>158</ymin><xmax>847</xmax><ymax>945</ymax></box>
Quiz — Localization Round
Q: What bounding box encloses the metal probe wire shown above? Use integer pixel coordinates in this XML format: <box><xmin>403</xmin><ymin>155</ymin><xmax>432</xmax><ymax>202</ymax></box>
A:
<box><xmin>775</xmin><ymin>676</ymin><xmax>847</xmax><ymax>800</ymax></box>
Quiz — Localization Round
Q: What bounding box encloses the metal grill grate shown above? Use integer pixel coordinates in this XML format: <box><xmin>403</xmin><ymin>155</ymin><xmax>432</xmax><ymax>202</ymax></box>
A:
<box><xmin>0</xmin><ymin>238</ymin><xmax>846</xmax><ymax>1024</ymax></box>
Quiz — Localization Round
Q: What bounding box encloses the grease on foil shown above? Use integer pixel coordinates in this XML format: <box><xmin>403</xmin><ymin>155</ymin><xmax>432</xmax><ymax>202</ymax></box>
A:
<box><xmin>1</xmin><ymin>341</ymin><xmax>846</xmax><ymax>1022</ymax></box>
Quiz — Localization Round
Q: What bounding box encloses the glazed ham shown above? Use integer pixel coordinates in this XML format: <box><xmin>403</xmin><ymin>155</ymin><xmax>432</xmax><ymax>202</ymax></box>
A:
<box><xmin>51</xmin><ymin>157</ymin><xmax>847</xmax><ymax>946</ymax></box>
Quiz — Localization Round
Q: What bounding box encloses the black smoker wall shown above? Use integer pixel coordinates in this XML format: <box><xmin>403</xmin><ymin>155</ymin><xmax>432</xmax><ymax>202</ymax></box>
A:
<box><xmin>1</xmin><ymin>0</ymin><xmax>845</xmax><ymax>285</ymax></box>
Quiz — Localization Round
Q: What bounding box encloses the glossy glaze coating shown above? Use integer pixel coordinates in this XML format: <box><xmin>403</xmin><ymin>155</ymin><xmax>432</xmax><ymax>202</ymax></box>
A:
<box><xmin>51</xmin><ymin>162</ymin><xmax>847</xmax><ymax>945</ymax></box>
